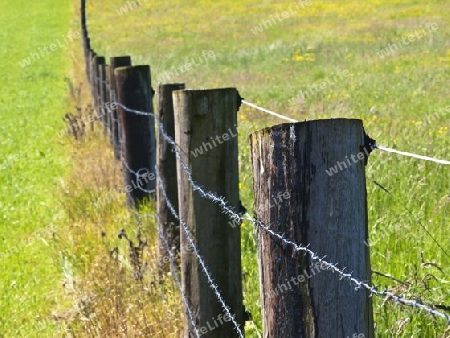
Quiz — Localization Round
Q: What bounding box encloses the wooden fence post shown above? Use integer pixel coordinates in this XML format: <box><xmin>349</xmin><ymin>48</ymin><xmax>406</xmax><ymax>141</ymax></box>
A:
<box><xmin>110</xmin><ymin>56</ymin><xmax>132</xmax><ymax>159</ymax></box>
<box><xmin>83</xmin><ymin>39</ymin><xmax>90</xmax><ymax>78</ymax></box>
<box><xmin>250</xmin><ymin>119</ymin><xmax>374</xmax><ymax>338</ymax></box>
<box><xmin>98</xmin><ymin>63</ymin><xmax>108</xmax><ymax>131</ymax></box>
<box><xmin>156</xmin><ymin>83</ymin><xmax>185</xmax><ymax>273</ymax></box>
<box><xmin>87</xmin><ymin>50</ymin><xmax>95</xmax><ymax>90</ymax></box>
<box><xmin>90</xmin><ymin>54</ymin><xmax>97</xmax><ymax>94</ymax></box>
<box><xmin>104</xmin><ymin>65</ymin><xmax>112</xmax><ymax>133</ymax></box>
<box><xmin>80</xmin><ymin>0</ymin><xmax>89</xmax><ymax>75</ymax></box>
<box><xmin>81</xmin><ymin>31</ymin><xmax>89</xmax><ymax>75</ymax></box>
<box><xmin>173</xmin><ymin>88</ymin><xmax>244</xmax><ymax>337</ymax></box>
<box><xmin>90</xmin><ymin>55</ymin><xmax>105</xmax><ymax>118</ymax></box>
<box><xmin>81</xmin><ymin>0</ymin><xmax>86</xmax><ymax>28</ymax></box>
<box><xmin>114</xmin><ymin>65</ymin><xmax>156</xmax><ymax>205</ymax></box>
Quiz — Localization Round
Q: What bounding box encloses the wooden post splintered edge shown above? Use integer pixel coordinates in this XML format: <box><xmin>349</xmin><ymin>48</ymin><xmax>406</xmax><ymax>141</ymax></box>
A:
<box><xmin>250</xmin><ymin>119</ymin><xmax>374</xmax><ymax>338</ymax></box>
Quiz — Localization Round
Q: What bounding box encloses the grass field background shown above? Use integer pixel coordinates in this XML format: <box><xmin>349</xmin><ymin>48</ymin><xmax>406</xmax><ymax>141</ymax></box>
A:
<box><xmin>0</xmin><ymin>1</ymin><xmax>72</xmax><ymax>336</ymax></box>
<box><xmin>0</xmin><ymin>0</ymin><xmax>449</xmax><ymax>336</ymax></box>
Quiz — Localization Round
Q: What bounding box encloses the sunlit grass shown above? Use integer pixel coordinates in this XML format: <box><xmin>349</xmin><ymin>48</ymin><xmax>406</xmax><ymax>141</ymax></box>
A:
<box><xmin>0</xmin><ymin>1</ymin><xmax>73</xmax><ymax>335</ymax></box>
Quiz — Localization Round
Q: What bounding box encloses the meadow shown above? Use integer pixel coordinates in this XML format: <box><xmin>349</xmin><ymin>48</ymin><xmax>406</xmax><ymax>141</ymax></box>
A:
<box><xmin>0</xmin><ymin>0</ymin><xmax>449</xmax><ymax>336</ymax></box>
<box><xmin>0</xmin><ymin>0</ymin><xmax>72</xmax><ymax>336</ymax></box>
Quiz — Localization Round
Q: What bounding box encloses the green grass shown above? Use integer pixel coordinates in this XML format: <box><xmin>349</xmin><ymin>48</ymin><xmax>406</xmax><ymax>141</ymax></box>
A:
<box><xmin>0</xmin><ymin>1</ymin><xmax>71</xmax><ymax>336</ymax></box>
<box><xmin>2</xmin><ymin>0</ymin><xmax>449</xmax><ymax>336</ymax></box>
<box><xmin>88</xmin><ymin>0</ymin><xmax>449</xmax><ymax>336</ymax></box>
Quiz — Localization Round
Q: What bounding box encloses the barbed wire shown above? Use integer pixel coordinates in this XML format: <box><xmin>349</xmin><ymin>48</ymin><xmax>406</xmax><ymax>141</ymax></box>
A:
<box><xmin>118</xmin><ymin>160</ymin><xmax>200</xmax><ymax>335</ymax></box>
<box><xmin>93</xmin><ymin>80</ymin><xmax>155</xmax><ymax>195</ymax></box>
<box><xmin>158</xmin><ymin>225</ymin><xmax>201</xmax><ymax>338</ymax></box>
<box><xmin>114</xmin><ymin>100</ymin><xmax>450</xmax><ymax>324</ymax></box>
<box><xmin>165</xmin><ymin>157</ymin><xmax>450</xmax><ymax>322</ymax></box>
<box><xmin>106</xmin><ymin>117</ymin><xmax>200</xmax><ymax>336</ymax></box>
<box><xmin>155</xmin><ymin>167</ymin><xmax>244</xmax><ymax>337</ymax></box>
<box><xmin>92</xmin><ymin>77</ymin><xmax>450</xmax><ymax>325</ymax></box>
<box><xmin>103</xmin><ymin>104</ymin><xmax>261</xmax><ymax>338</ymax></box>
<box><xmin>120</xmin><ymin>154</ymin><xmax>155</xmax><ymax>194</ymax></box>
<box><xmin>94</xmin><ymin>83</ymin><xmax>450</xmax><ymax>267</ymax></box>
<box><xmin>102</xmin><ymin>100</ymin><xmax>243</xmax><ymax>334</ymax></box>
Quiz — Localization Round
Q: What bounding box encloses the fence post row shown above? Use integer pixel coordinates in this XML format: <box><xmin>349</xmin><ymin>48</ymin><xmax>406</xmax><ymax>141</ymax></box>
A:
<box><xmin>114</xmin><ymin>65</ymin><xmax>156</xmax><ymax>206</ymax></box>
<box><xmin>80</xmin><ymin>2</ymin><xmax>377</xmax><ymax>336</ymax></box>
<box><xmin>156</xmin><ymin>83</ymin><xmax>185</xmax><ymax>273</ymax></box>
<box><xmin>250</xmin><ymin>119</ymin><xmax>374</xmax><ymax>338</ymax></box>
<box><xmin>173</xmin><ymin>88</ymin><xmax>244</xmax><ymax>337</ymax></box>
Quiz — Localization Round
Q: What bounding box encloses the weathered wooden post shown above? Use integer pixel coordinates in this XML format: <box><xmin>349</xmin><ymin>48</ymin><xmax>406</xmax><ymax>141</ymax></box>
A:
<box><xmin>98</xmin><ymin>63</ymin><xmax>108</xmax><ymax>130</ymax></box>
<box><xmin>250</xmin><ymin>119</ymin><xmax>374</xmax><ymax>338</ymax></box>
<box><xmin>114</xmin><ymin>65</ymin><xmax>156</xmax><ymax>205</ymax></box>
<box><xmin>81</xmin><ymin>0</ymin><xmax>86</xmax><ymax>28</ymax></box>
<box><xmin>80</xmin><ymin>0</ymin><xmax>91</xmax><ymax>52</ymax></box>
<box><xmin>90</xmin><ymin>55</ymin><xmax>105</xmax><ymax>118</ymax></box>
<box><xmin>80</xmin><ymin>0</ymin><xmax>89</xmax><ymax>74</ymax></box>
<box><xmin>104</xmin><ymin>65</ymin><xmax>112</xmax><ymax>133</ymax></box>
<box><xmin>156</xmin><ymin>83</ymin><xmax>185</xmax><ymax>272</ymax></box>
<box><xmin>110</xmin><ymin>56</ymin><xmax>132</xmax><ymax>158</ymax></box>
<box><xmin>82</xmin><ymin>39</ymin><xmax>90</xmax><ymax>76</ymax></box>
<box><xmin>81</xmin><ymin>25</ymin><xmax>89</xmax><ymax>75</ymax></box>
<box><xmin>87</xmin><ymin>50</ymin><xmax>95</xmax><ymax>89</ymax></box>
<box><xmin>173</xmin><ymin>88</ymin><xmax>244</xmax><ymax>337</ymax></box>
<box><xmin>83</xmin><ymin>38</ymin><xmax>91</xmax><ymax>78</ymax></box>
